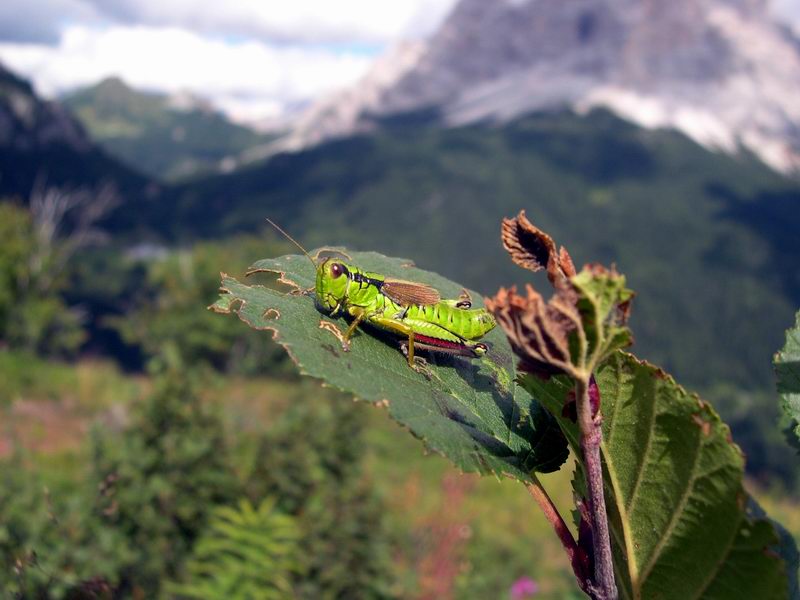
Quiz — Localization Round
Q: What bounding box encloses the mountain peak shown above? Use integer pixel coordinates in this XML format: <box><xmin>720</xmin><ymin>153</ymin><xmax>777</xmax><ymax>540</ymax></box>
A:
<box><xmin>0</xmin><ymin>60</ymin><xmax>91</xmax><ymax>153</ymax></box>
<box><xmin>285</xmin><ymin>0</ymin><xmax>800</xmax><ymax>173</ymax></box>
<box><xmin>95</xmin><ymin>76</ymin><xmax>131</xmax><ymax>92</ymax></box>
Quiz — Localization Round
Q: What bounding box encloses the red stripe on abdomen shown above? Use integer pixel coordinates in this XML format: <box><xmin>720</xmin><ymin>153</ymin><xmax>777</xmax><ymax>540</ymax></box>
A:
<box><xmin>414</xmin><ymin>334</ymin><xmax>469</xmax><ymax>350</ymax></box>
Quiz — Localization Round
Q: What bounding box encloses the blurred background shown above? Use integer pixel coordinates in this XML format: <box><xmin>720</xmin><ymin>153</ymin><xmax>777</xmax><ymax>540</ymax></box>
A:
<box><xmin>0</xmin><ymin>0</ymin><xmax>799</xmax><ymax>597</ymax></box>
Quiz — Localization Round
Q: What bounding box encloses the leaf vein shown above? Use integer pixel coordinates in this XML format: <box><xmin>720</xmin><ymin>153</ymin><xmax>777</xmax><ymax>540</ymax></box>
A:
<box><xmin>625</xmin><ymin>377</ymin><xmax>658</xmax><ymax>513</ymax></box>
<box><xmin>689</xmin><ymin>511</ymin><xmax>745</xmax><ymax>600</ymax></box>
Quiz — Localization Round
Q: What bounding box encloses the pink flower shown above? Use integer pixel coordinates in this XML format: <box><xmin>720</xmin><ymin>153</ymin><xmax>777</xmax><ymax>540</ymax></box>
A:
<box><xmin>510</xmin><ymin>576</ymin><xmax>539</xmax><ymax>599</ymax></box>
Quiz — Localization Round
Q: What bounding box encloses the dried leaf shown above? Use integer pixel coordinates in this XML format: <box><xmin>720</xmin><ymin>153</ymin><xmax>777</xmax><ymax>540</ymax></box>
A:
<box><xmin>485</xmin><ymin>285</ymin><xmax>580</xmax><ymax>379</ymax></box>
<box><xmin>490</xmin><ymin>219</ymin><xmax>634</xmax><ymax>382</ymax></box>
<box><xmin>501</xmin><ymin>210</ymin><xmax>556</xmax><ymax>273</ymax></box>
<box><xmin>501</xmin><ymin>210</ymin><xmax>574</xmax><ymax>286</ymax></box>
<box><xmin>559</xmin><ymin>246</ymin><xmax>577</xmax><ymax>278</ymax></box>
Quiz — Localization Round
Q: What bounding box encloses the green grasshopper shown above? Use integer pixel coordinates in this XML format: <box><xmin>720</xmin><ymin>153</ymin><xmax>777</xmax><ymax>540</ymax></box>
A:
<box><xmin>267</xmin><ymin>220</ymin><xmax>496</xmax><ymax>370</ymax></box>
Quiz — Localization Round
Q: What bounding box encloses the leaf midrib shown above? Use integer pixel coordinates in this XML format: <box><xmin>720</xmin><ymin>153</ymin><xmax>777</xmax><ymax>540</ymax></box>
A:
<box><xmin>601</xmin><ymin>357</ymin><xmax>640</xmax><ymax>597</ymax></box>
<box><xmin>622</xmin><ymin>378</ymin><xmax>657</xmax><ymax>515</ymax></box>
<box><xmin>601</xmin><ymin>440</ymin><xmax>638</xmax><ymax>599</ymax></box>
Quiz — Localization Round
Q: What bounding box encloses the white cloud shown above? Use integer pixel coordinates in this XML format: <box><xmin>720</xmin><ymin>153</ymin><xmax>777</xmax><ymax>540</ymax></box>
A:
<box><xmin>85</xmin><ymin>0</ymin><xmax>457</xmax><ymax>44</ymax></box>
<box><xmin>0</xmin><ymin>25</ymin><xmax>375</xmax><ymax>121</ymax></box>
<box><xmin>0</xmin><ymin>0</ymin><xmax>459</xmax><ymax>122</ymax></box>
<box><xmin>0</xmin><ymin>0</ymin><xmax>457</xmax><ymax>46</ymax></box>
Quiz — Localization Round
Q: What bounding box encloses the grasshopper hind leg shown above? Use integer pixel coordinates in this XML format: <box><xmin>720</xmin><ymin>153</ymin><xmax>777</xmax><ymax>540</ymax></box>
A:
<box><xmin>400</xmin><ymin>341</ymin><xmax>432</xmax><ymax>377</ymax></box>
<box><xmin>367</xmin><ymin>315</ymin><xmax>425</xmax><ymax>371</ymax></box>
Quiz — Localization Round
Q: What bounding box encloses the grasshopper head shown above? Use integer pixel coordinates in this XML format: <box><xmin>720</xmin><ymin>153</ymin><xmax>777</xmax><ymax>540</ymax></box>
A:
<box><xmin>315</xmin><ymin>258</ymin><xmax>349</xmax><ymax>314</ymax></box>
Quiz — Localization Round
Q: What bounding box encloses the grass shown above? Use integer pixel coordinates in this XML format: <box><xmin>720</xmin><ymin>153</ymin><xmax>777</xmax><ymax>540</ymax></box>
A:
<box><xmin>0</xmin><ymin>350</ymin><xmax>142</xmax><ymax>410</ymax></box>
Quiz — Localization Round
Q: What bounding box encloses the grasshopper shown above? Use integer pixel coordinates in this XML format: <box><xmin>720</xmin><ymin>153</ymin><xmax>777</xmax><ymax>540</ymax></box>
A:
<box><xmin>267</xmin><ymin>220</ymin><xmax>496</xmax><ymax>370</ymax></box>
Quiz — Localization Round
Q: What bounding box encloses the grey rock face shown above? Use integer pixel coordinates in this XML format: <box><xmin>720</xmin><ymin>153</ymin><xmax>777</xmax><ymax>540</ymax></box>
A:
<box><xmin>0</xmin><ymin>62</ymin><xmax>91</xmax><ymax>152</ymax></box>
<box><xmin>287</xmin><ymin>0</ymin><xmax>800</xmax><ymax>173</ymax></box>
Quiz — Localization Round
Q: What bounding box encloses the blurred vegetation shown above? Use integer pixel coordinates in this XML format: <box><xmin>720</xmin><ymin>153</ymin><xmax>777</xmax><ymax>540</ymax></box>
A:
<box><xmin>244</xmin><ymin>389</ymin><xmax>397</xmax><ymax>599</ymax></box>
<box><xmin>0</xmin><ymin>356</ymin><xmax>400</xmax><ymax>598</ymax></box>
<box><xmin>0</xmin><ymin>204</ymin><xmax>85</xmax><ymax>357</ymax></box>
<box><xmin>107</xmin><ymin>236</ymin><xmax>292</xmax><ymax>375</ymax></box>
<box><xmin>706</xmin><ymin>383</ymin><xmax>800</xmax><ymax>491</ymax></box>
<box><xmin>0</xmin><ymin>350</ymin><xmax>139</xmax><ymax>408</ymax></box>
<box><xmin>89</xmin><ymin>354</ymin><xmax>242</xmax><ymax>596</ymax></box>
<box><xmin>167</xmin><ymin>498</ymin><xmax>304</xmax><ymax>600</ymax></box>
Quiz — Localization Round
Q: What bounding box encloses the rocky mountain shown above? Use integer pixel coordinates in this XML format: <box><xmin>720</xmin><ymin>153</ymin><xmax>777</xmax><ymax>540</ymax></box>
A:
<box><xmin>63</xmin><ymin>78</ymin><xmax>275</xmax><ymax>182</ymax></box>
<box><xmin>0</xmin><ymin>63</ymin><xmax>157</xmax><ymax>233</ymax></box>
<box><xmin>0</xmin><ymin>63</ymin><xmax>92</xmax><ymax>155</ymax></box>
<box><xmin>283</xmin><ymin>0</ymin><xmax>800</xmax><ymax>174</ymax></box>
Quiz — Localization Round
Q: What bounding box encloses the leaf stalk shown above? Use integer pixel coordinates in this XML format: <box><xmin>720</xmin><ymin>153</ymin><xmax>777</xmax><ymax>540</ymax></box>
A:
<box><xmin>525</xmin><ymin>476</ymin><xmax>590</xmax><ymax>594</ymax></box>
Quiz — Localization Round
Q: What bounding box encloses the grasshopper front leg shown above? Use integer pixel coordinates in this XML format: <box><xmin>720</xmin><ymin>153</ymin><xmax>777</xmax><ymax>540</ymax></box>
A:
<box><xmin>341</xmin><ymin>306</ymin><xmax>369</xmax><ymax>351</ymax></box>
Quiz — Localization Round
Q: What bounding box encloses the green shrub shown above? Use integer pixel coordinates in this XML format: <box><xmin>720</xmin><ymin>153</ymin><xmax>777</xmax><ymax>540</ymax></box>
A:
<box><xmin>246</xmin><ymin>393</ymin><xmax>397</xmax><ymax>599</ymax></box>
<box><xmin>168</xmin><ymin>498</ymin><xmax>303</xmax><ymax>599</ymax></box>
<box><xmin>0</xmin><ymin>453</ymin><xmax>129</xmax><ymax>598</ymax></box>
<box><xmin>89</xmin><ymin>354</ymin><xmax>241</xmax><ymax>596</ymax></box>
<box><xmin>0</xmin><ymin>204</ymin><xmax>84</xmax><ymax>357</ymax></box>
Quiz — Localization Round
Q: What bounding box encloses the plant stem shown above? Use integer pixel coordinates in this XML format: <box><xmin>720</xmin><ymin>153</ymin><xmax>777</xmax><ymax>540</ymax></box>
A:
<box><xmin>576</xmin><ymin>377</ymin><xmax>617</xmax><ymax>600</ymax></box>
<box><xmin>526</xmin><ymin>477</ymin><xmax>589</xmax><ymax>593</ymax></box>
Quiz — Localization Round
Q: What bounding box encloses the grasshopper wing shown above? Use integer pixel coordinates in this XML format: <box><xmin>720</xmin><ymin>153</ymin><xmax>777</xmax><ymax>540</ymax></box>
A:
<box><xmin>382</xmin><ymin>279</ymin><xmax>441</xmax><ymax>306</ymax></box>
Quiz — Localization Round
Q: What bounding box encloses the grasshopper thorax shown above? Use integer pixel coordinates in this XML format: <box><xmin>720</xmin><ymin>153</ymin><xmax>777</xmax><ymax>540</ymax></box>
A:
<box><xmin>315</xmin><ymin>258</ymin><xmax>350</xmax><ymax>314</ymax></box>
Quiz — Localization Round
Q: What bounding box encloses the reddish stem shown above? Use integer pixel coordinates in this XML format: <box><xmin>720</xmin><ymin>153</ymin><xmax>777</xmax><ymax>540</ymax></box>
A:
<box><xmin>526</xmin><ymin>477</ymin><xmax>590</xmax><ymax>593</ymax></box>
<box><xmin>576</xmin><ymin>377</ymin><xmax>617</xmax><ymax>600</ymax></box>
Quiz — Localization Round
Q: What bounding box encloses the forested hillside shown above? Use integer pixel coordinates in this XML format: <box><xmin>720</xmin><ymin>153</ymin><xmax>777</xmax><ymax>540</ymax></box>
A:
<box><xmin>63</xmin><ymin>78</ymin><xmax>274</xmax><ymax>182</ymax></box>
<box><xmin>169</xmin><ymin>109</ymin><xmax>800</xmax><ymax>396</ymax></box>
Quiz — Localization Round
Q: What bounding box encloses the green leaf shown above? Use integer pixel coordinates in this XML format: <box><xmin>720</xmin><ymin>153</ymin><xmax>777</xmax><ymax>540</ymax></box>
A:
<box><xmin>212</xmin><ymin>250</ymin><xmax>568</xmax><ymax>479</ymax></box>
<box><xmin>523</xmin><ymin>352</ymin><xmax>795</xmax><ymax>600</ymax></box>
<box><xmin>570</xmin><ymin>266</ymin><xmax>633</xmax><ymax>371</ymax></box>
<box><xmin>775</xmin><ymin>310</ymin><xmax>800</xmax><ymax>444</ymax></box>
<box><xmin>748</xmin><ymin>497</ymin><xmax>800</xmax><ymax>600</ymax></box>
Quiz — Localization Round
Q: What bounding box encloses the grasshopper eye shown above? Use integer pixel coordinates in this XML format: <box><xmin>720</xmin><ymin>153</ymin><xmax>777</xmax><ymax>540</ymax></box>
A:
<box><xmin>330</xmin><ymin>263</ymin><xmax>343</xmax><ymax>278</ymax></box>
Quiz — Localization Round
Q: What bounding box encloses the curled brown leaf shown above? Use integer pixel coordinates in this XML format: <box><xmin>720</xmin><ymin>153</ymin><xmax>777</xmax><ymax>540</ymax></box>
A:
<box><xmin>501</xmin><ymin>210</ymin><xmax>576</xmax><ymax>285</ymax></box>
<box><xmin>559</xmin><ymin>246</ymin><xmax>577</xmax><ymax>278</ymax></box>
<box><xmin>485</xmin><ymin>285</ymin><xmax>581</xmax><ymax>379</ymax></box>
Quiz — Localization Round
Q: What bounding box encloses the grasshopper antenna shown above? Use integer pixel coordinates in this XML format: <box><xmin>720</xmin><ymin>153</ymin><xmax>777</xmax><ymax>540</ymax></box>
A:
<box><xmin>266</xmin><ymin>218</ymin><xmax>316</xmax><ymax>265</ymax></box>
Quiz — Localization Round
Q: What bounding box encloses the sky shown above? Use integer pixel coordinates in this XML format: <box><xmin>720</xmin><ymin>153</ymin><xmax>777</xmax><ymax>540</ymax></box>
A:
<box><xmin>0</xmin><ymin>0</ymin><xmax>458</xmax><ymax>123</ymax></box>
<box><xmin>0</xmin><ymin>0</ymin><xmax>798</xmax><ymax>125</ymax></box>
